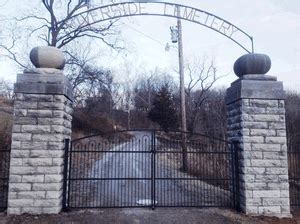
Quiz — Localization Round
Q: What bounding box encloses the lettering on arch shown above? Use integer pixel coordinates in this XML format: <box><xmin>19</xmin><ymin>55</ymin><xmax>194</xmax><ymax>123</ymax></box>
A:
<box><xmin>72</xmin><ymin>1</ymin><xmax>254</xmax><ymax>53</ymax></box>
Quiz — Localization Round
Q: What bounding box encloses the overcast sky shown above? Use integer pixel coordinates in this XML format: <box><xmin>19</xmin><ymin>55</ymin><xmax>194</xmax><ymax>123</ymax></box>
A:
<box><xmin>0</xmin><ymin>0</ymin><xmax>299</xmax><ymax>91</ymax></box>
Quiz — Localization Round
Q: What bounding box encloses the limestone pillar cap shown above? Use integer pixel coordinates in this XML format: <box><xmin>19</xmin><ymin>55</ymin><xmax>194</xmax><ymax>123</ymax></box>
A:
<box><xmin>30</xmin><ymin>46</ymin><xmax>65</xmax><ymax>70</ymax></box>
<box><xmin>234</xmin><ymin>53</ymin><xmax>271</xmax><ymax>77</ymax></box>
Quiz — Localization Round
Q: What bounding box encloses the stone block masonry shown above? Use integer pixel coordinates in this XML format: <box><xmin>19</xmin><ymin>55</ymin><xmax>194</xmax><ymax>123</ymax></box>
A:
<box><xmin>226</xmin><ymin>78</ymin><xmax>291</xmax><ymax>218</ymax></box>
<box><xmin>7</xmin><ymin>71</ymin><xmax>73</xmax><ymax>214</ymax></box>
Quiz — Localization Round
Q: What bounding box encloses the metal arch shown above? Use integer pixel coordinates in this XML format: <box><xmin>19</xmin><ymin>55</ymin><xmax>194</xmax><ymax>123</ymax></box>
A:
<box><xmin>69</xmin><ymin>1</ymin><xmax>254</xmax><ymax>53</ymax></box>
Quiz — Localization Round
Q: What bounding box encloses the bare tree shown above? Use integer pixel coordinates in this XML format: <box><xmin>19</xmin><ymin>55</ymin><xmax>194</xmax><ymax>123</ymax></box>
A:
<box><xmin>72</xmin><ymin>64</ymin><xmax>114</xmax><ymax>105</ymax></box>
<box><xmin>0</xmin><ymin>0</ymin><xmax>126</xmax><ymax>113</ymax></box>
<box><xmin>184</xmin><ymin>57</ymin><xmax>225</xmax><ymax>133</ymax></box>
<box><xmin>134</xmin><ymin>74</ymin><xmax>156</xmax><ymax>112</ymax></box>
<box><xmin>0</xmin><ymin>79</ymin><xmax>14</xmax><ymax>100</ymax></box>
<box><xmin>132</xmin><ymin>69</ymin><xmax>178</xmax><ymax>129</ymax></box>
<box><xmin>0</xmin><ymin>79</ymin><xmax>14</xmax><ymax>146</ymax></box>
<box><xmin>133</xmin><ymin>69</ymin><xmax>175</xmax><ymax>112</ymax></box>
<box><xmin>0</xmin><ymin>0</ymin><xmax>122</xmax><ymax>68</ymax></box>
<box><xmin>286</xmin><ymin>91</ymin><xmax>300</xmax><ymax>150</ymax></box>
<box><xmin>196</xmin><ymin>89</ymin><xmax>227</xmax><ymax>137</ymax></box>
<box><xmin>9</xmin><ymin>0</ymin><xmax>120</xmax><ymax>48</ymax></box>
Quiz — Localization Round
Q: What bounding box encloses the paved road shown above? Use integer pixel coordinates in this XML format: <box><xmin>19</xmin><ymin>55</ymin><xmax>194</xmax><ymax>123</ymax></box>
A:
<box><xmin>84</xmin><ymin>131</ymin><xmax>231</xmax><ymax>208</ymax></box>
<box><xmin>3</xmin><ymin>208</ymin><xmax>295</xmax><ymax>224</ymax></box>
<box><xmin>89</xmin><ymin>132</ymin><xmax>153</xmax><ymax>207</ymax></box>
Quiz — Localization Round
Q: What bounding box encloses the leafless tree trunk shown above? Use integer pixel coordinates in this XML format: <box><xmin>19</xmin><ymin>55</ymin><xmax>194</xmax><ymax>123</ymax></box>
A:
<box><xmin>184</xmin><ymin>58</ymin><xmax>225</xmax><ymax>133</ymax></box>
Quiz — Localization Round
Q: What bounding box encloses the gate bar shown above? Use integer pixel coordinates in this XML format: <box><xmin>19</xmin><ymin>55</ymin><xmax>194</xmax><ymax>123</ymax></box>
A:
<box><xmin>151</xmin><ymin>130</ymin><xmax>156</xmax><ymax>210</ymax></box>
<box><xmin>233</xmin><ymin>140</ymin><xmax>241</xmax><ymax>211</ymax></box>
<box><xmin>62</xmin><ymin>139</ymin><xmax>70</xmax><ymax>211</ymax></box>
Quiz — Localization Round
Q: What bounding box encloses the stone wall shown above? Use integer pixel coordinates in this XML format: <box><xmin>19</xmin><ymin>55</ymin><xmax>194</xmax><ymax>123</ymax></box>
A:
<box><xmin>226</xmin><ymin>78</ymin><xmax>291</xmax><ymax>218</ymax></box>
<box><xmin>7</xmin><ymin>72</ymin><xmax>73</xmax><ymax>214</ymax></box>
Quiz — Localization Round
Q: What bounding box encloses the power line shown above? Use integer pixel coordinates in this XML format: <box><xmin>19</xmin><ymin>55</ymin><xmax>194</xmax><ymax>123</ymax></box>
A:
<box><xmin>120</xmin><ymin>21</ymin><xmax>166</xmax><ymax>47</ymax></box>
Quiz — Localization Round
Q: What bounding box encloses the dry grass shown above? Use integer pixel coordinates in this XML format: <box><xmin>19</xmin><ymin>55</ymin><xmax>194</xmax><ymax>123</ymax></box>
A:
<box><xmin>156</xmin><ymin>132</ymin><xmax>232</xmax><ymax>191</ymax></box>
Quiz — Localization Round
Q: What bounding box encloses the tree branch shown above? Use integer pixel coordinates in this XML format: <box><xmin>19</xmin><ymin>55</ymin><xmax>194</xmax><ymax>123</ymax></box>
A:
<box><xmin>0</xmin><ymin>37</ymin><xmax>28</xmax><ymax>69</ymax></box>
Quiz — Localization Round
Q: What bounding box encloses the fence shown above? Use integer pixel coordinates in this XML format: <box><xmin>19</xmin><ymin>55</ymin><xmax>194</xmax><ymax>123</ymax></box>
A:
<box><xmin>0</xmin><ymin>144</ymin><xmax>10</xmax><ymax>212</ymax></box>
<box><xmin>288</xmin><ymin>140</ymin><xmax>300</xmax><ymax>210</ymax></box>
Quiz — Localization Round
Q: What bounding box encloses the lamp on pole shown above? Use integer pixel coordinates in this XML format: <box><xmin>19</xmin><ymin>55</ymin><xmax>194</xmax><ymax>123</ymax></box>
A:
<box><xmin>168</xmin><ymin>8</ymin><xmax>188</xmax><ymax>172</ymax></box>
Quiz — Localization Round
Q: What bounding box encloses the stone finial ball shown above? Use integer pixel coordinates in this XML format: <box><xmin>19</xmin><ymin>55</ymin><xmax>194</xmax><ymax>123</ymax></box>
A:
<box><xmin>30</xmin><ymin>46</ymin><xmax>65</xmax><ymax>70</ymax></box>
<box><xmin>233</xmin><ymin>53</ymin><xmax>271</xmax><ymax>77</ymax></box>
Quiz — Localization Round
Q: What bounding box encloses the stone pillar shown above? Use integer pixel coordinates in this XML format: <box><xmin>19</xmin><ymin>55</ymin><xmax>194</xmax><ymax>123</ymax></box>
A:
<box><xmin>7</xmin><ymin>47</ymin><xmax>73</xmax><ymax>214</ymax></box>
<box><xmin>226</xmin><ymin>53</ymin><xmax>291</xmax><ymax>218</ymax></box>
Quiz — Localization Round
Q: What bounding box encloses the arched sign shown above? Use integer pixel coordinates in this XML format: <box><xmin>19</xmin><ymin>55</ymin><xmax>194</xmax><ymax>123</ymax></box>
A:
<box><xmin>71</xmin><ymin>1</ymin><xmax>254</xmax><ymax>53</ymax></box>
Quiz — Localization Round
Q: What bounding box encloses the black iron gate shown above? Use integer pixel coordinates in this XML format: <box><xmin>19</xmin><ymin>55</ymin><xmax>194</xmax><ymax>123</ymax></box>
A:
<box><xmin>0</xmin><ymin>144</ymin><xmax>10</xmax><ymax>212</ymax></box>
<box><xmin>63</xmin><ymin>130</ymin><xmax>239</xmax><ymax>210</ymax></box>
<box><xmin>288</xmin><ymin>139</ymin><xmax>300</xmax><ymax>210</ymax></box>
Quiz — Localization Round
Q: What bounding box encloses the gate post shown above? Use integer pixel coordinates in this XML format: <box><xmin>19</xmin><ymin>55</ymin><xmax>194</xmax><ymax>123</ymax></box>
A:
<box><xmin>226</xmin><ymin>54</ymin><xmax>291</xmax><ymax>218</ymax></box>
<box><xmin>7</xmin><ymin>47</ymin><xmax>73</xmax><ymax>214</ymax></box>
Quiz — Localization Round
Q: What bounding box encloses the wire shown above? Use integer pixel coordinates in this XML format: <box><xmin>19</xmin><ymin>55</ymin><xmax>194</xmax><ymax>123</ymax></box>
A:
<box><xmin>119</xmin><ymin>21</ymin><xmax>167</xmax><ymax>47</ymax></box>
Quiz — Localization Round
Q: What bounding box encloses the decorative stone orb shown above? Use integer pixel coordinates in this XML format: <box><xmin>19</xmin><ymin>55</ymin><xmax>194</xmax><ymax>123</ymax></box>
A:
<box><xmin>233</xmin><ymin>53</ymin><xmax>271</xmax><ymax>77</ymax></box>
<box><xmin>30</xmin><ymin>46</ymin><xmax>65</xmax><ymax>70</ymax></box>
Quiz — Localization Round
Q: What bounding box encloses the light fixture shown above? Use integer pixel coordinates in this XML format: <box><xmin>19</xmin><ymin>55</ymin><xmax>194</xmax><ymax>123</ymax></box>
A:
<box><xmin>170</xmin><ymin>26</ymin><xmax>178</xmax><ymax>43</ymax></box>
<box><xmin>165</xmin><ymin>43</ymin><xmax>170</xmax><ymax>51</ymax></box>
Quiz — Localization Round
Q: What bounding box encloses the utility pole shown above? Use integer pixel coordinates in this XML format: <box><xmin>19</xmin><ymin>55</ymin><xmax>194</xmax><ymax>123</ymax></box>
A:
<box><xmin>166</xmin><ymin>7</ymin><xmax>188</xmax><ymax>172</ymax></box>
<box><xmin>176</xmin><ymin>8</ymin><xmax>188</xmax><ymax>172</ymax></box>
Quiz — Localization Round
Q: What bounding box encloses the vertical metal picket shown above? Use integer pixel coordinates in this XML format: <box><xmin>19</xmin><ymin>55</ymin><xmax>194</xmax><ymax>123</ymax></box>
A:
<box><xmin>233</xmin><ymin>141</ymin><xmax>241</xmax><ymax>212</ymax></box>
<box><xmin>0</xmin><ymin>144</ymin><xmax>10</xmax><ymax>212</ymax></box>
<box><xmin>62</xmin><ymin>139</ymin><xmax>70</xmax><ymax>211</ymax></box>
<box><xmin>151</xmin><ymin>130</ymin><xmax>156</xmax><ymax>210</ymax></box>
<box><xmin>288</xmin><ymin>141</ymin><xmax>300</xmax><ymax>209</ymax></box>
<box><xmin>230</xmin><ymin>142</ymin><xmax>236</xmax><ymax>209</ymax></box>
<box><xmin>153</xmin><ymin>130</ymin><xmax>156</xmax><ymax>210</ymax></box>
